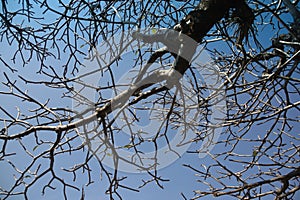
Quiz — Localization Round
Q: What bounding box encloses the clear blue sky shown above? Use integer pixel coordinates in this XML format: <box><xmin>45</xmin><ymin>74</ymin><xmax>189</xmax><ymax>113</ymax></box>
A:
<box><xmin>1</xmin><ymin>1</ymin><xmax>299</xmax><ymax>200</ymax></box>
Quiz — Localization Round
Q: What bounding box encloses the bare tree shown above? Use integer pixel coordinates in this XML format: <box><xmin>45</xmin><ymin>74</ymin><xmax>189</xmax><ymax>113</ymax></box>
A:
<box><xmin>0</xmin><ymin>0</ymin><xmax>299</xmax><ymax>199</ymax></box>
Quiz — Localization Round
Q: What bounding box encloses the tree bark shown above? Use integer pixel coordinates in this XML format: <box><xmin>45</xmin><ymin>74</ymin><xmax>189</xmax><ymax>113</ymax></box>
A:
<box><xmin>135</xmin><ymin>0</ymin><xmax>254</xmax><ymax>75</ymax></box>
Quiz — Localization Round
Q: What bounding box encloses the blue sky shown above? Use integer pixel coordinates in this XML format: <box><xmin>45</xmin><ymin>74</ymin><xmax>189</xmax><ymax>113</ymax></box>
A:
<box><xmin>1</xmin><ymin>1</ymin><xmax>300</xmax><ymax>200</ymax></box>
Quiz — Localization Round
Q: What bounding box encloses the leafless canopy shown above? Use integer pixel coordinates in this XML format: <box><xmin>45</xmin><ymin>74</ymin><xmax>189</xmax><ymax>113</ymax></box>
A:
<box><xmin>0</xmin><ymin>0</ymin><xmax>299</xmax><ymax>199</ymax></box>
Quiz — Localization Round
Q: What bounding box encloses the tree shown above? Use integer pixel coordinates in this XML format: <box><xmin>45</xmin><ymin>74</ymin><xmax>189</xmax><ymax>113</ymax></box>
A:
<box><xmin>0</xmin><ymin>0</ymin><xmax>299</xmax><ymax>199</ymax></box>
